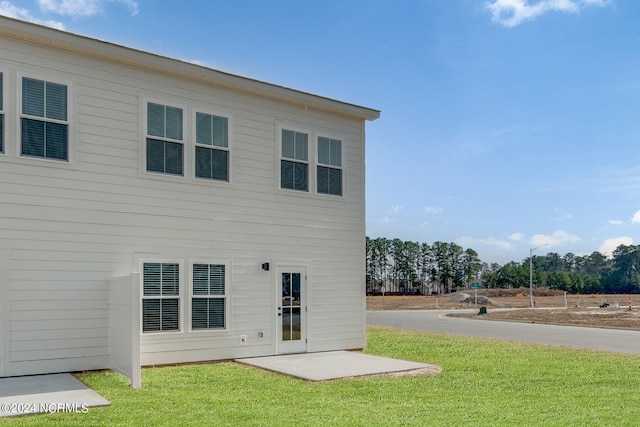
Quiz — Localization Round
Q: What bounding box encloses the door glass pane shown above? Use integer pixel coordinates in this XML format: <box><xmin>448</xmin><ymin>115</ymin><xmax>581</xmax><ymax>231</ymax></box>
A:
<box><xmin>290</xmin><ymin>307</ymin><xmax>301</xmax><ymax>340</ymax></box>
<box><xmin>282</xmin><ymin>273</ymin><xmax>292</xmax><ymax>306</ymax></box>
<box><xmin>291</xmin><ymin>273</ymin><xmax>301</xmax><ymax>304</ymax></box>
<box><xmin>282</xmin><ymin>307</ymin><xmax>301</xmax><ymax>341</ymax></box>
<box><xmin>282</xmin><ymin>307</ymin><xmax>291</xmax><ymax>340</ymax></box>
<box><xmin>281</xmin><ymin>273</ymin><xmax>301</xmax><ymax>342</ymax></box>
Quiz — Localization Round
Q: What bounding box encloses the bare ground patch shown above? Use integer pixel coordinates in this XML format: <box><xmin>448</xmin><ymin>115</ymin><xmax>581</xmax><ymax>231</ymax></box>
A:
<box><xmin>367</xmin><ymin>291</ymin><xmax>640</xmax><ymax>330</ymax></box>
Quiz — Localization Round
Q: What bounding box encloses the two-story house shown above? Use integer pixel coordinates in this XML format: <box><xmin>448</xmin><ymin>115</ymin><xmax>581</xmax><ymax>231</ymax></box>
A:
<box><xmin>0</xmin><ymin>16</ymin><xmax>379</xmax><ymax>386</ymax></box>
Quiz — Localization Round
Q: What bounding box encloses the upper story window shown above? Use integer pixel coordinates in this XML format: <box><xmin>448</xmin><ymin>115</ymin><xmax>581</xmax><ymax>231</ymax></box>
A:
<box><xmin>20</xmin><ymin>77</ymin><xmax>68</xmax><ymax>161</ymax></box>
<box><xmin>317</xmin><ymin>136</ymin><xmax>342</xmax><ymax>196</ymax></box>
<box><xmin>0</xmin><ymin>72</ymin><xmax>4</xmax><ymax>154</ymax></box>
<box><xmin>195</xmin><ymin>112</ymin><xmax>229</xmax><ymax>181</ymax></box>
<box><xmin>146</xmin><ymin>102</ymin><xmax>183</xmax><ymax>176</ymax></box>
<box><xmin>280</xmin><ymin>129</ymin><xmax>308</xmax><ymax>192</ymax></box>
<box><xmin>142</xmin><ymin>262</ymin><xmax>181</xmax><ymax>333</ymax></box>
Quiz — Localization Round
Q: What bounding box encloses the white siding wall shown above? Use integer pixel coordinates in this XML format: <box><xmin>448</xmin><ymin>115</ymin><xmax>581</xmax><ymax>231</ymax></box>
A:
<box><xmin>0</xmin><ymin>36</ymin><xmax>367</xmax><ymax>375</ymax></box>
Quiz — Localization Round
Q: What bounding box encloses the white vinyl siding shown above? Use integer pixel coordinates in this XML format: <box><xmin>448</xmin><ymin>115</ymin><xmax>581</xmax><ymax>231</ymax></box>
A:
<box><xmin>195</xmin><ymin>112</ymin><xmax>229</xmax><ymax>181</ymax></box>
<box><xmin>191</xmin><ymin>263</ymin><xmax>227</xmax><ymax>330</ymax></box>
<box><xmin>317</xmin><ymin>136</ymin><xmax>342</xmax><ymax>196</ymax></box>
<box><xmin>280</xmin><ymin>129</ymin><xmax>308</xmax><ymax>191</ymax></box>
<box><xmin>0</xmin><ymin>20</ymin><xmax>374</xmax><ymax>375</ymax></box>
<box><xmin>146</xmin><ymin>102</ymin><xmax>184</xmax><ymax>176</ymax></box>
<box><xmin>142</xmin><ymin>262</ymin><xmax>181</xmax><ymax>333</ymax></box>
<box><xmin>20</xmin><ymin>76</ymin><xmax>69</xmax><ymax>161</ymax></box>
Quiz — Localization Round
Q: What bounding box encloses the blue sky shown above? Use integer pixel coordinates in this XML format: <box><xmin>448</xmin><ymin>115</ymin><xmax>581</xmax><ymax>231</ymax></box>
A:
<box><xmin>2</xmin><ymin>0</ymin><xmax>639</xmax><ymax>264</ymax></box>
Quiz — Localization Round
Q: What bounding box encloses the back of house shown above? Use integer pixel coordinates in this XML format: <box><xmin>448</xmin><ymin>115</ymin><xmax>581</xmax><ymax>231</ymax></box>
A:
<box><xmin>0</xmin><ymin>16</ymin><xmax>379</xmax><ymax>381</ymax></box>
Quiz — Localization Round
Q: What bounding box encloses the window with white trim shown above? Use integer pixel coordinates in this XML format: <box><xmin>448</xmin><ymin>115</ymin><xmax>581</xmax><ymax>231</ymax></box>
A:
<box><xmin>142</xmin><ymin>262</ymin><xmax>181</xmax><ymax>333</ymax></box>
<box><xmin>20</xmin><ymin>77</ymin><xmax>69</xmax><ymax>161</ymax></box>
<box><xmin>195</xmin><ymin>112</ymin><xmax>229</xmax><ymax>181</ymax></box>
<box><xmin>146</xmin><ymin>102</ymin><xmax>184</xmax><ymax>175</ymax></box>
<box><xmin>0</xmin><ymin>72</ymin><xmax>4</xmax><ymax>154</ymax></box>
<box><xmin>280</xmin><ymin>129</ymin><xmax>308</xmax><ymax>191</ymax></box>
<box><xmin>191</xmin><ymin>263</ymin><xmax>226</xmax><ymax>330</ymax></box>
<box><xmin>317</xmin><ymin>136</ymin><xmax>342</xmax><ymax>196</ymax></box>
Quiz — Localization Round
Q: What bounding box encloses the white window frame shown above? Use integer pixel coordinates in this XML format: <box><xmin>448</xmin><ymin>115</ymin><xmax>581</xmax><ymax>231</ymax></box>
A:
<box><xmin>277</xmin><ymin>122</ymin><xmax>348</xmax><ymax>198</ymax></box>
<box><xmin>193</xmin><ymin>109</ymin><xmax>232</xmax><ymax>184</ymax></box>
<box><xmin>140</xmin><ymin>260</ymin><xmax>184</xmax><ymax>334</ymax></box>
<box><xmin>189</xmin><ymin>260</ymin><xmax>230</xmax><ymax>332</ymax></box>
<box><xmin>278</xmin><ymin>124</ymin><xmax>310</xmax><ymax>193</ymax></box>
<box><xmin>18</xmin><ymin>73</ymin><xmax>72</xmax><ymax>163</ymax></box>
<box><xmin>143</xmin><ymin>98</ymin><xmax>186</xmax><ymax>178</ymax></box>
<box><xmin>316</xmin><ymin>134</ymin><xmax>345</xmax><ymax>197</ymax></box>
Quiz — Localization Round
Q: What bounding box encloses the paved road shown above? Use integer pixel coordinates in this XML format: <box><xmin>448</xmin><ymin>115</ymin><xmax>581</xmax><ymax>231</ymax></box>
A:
<box><xmin>367</xmin><ymin>309</ymin><xmax>640</xmax><ymax>355</ymax></box>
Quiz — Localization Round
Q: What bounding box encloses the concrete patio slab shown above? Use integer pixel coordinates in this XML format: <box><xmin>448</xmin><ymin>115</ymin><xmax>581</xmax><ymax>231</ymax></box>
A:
<box><xmin>0</xmin><ymin>373</ymin><xmax>110</xmax><ymax>418</ymax></box>
<box><xmin>235</xmin><ymin>350</ymin><xmax>441</xmax><ymax>381</ymax></box>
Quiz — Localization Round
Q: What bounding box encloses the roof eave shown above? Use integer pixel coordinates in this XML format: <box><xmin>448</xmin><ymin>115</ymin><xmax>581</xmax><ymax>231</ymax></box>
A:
<box><xmin>0</xmin><ymin>16</ymin><xmax>380</xmax><ymax>121</ymax></box>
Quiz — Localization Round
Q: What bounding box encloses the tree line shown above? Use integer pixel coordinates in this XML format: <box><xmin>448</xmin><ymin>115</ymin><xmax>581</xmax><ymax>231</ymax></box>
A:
<box><xmin>366</xmin><ymin>237</ymin><xmax>640</xmax><ymax>295</ymax></box>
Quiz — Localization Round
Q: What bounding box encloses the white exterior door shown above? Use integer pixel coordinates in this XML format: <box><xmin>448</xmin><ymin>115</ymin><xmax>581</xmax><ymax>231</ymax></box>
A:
<box><xmin>276</xmin><ymin>266</ymin><xmax>307</xmax><ymax>354</ymax></box>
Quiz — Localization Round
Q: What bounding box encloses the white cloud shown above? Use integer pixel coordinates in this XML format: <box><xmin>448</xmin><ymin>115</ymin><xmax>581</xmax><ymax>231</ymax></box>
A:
<box><xmin>553</xmin><ymin>213</ymin><xmax>573</xmax><ymax>221</ymax></box>
<box><xmin>0</xmin><ymin>0</ymin><xmax>65</xmax><ymax>29</ymax></box>
<box><xmin>381</xmin><ymin>205</ymin><xmax>402</xmax><ymax>224</ymax></box>
<box><xmin>609</xmin><ymin>219</ymin><xmax>623</xmax><ymax>225</ymax></box>
<box><xmin>37</xmin><ymin>0</ymin><xmax>138</xmax><ymax>17</ymax></box>
<box><xmin>486</xmin><ymin>0</ymin><xmax>610</xmax><ymax>27</ymax></box>
<box><xmin>0</xmin><ymin>0</ymin><xmax>28</xmax><ymax>17</ymax></box>
<box><xmin>456</xmin><ymin>236</ymin><xmax>514</xmax><ymax>251</ymax></box>
<box><xmin>530</xmin><ymin>229</ymin><xmax>580</xmax><ymax>247</ymax></box>
<box><xmin>599</xmin><ymin>236</ymin><xmax>633</xmax><ymax>257</ymax></box>
<box><xmin>424</xmin><ymin>206</ymin><xmax>443</xmax><ymax>214</ymax></box>
<box><xmin>387</xmin><ymin>205</ymin><xmax>402</xmax><ymax>216</ymax></box>
<box><xmin>508</xmin><ymin>232</ymin><xmax>524</xmax><ymax>241</ymax></box>
<box><xmin>631</xmin><ymin>209</ymin><xmax>640</xmax><ymax>224</ymax></box>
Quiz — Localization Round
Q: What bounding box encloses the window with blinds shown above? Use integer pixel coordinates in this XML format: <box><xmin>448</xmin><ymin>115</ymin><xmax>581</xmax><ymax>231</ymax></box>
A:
<box><xmin>192</xmin><ymin>263</ymin><xmax>226</xmax><ymax>330</ymax></box>
<box><xmin>195</xmin><ymin>112</ymin><xmax>229</xmax><ymax>181</ymax></box>
<box><xmin>142</xmin><ymin>262</ymin><xmax>180</xmax><ymax>333</ymax></box>
<box><xmin>280</xmin><ymin>129</ymin><xmax>308</xmax><ymax>191</ymax></box>
<box><xmin>0</xmin><ymin>72</ymin><xmax>4</xmax><ymax>153</ymax></box>
<box><xmin>20</xmin><ymin>77</ymin><xmax>68</xmax><ymax>161</ymax></box>
<box><xmin>317</xmin><ymin>136</ymin><xmax>342</xmax><ymax>196</ymax></box>
<box><xmin>146</xmin><ymin>102</ymin><xmax>184</xmax><ymax>175</ymax></box>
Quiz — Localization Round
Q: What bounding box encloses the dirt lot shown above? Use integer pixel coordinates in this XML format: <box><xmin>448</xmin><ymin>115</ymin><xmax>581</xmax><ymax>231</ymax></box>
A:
<box><xmin>367</xmin><ymin>290</ymin><xmax>640</xmax><ymax>330</ymax></box>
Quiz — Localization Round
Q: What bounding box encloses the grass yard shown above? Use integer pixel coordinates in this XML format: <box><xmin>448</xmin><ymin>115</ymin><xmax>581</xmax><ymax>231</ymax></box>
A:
<box><xmin>5</xmin><ymin>327</ymin><xmax>640</xmax><ymax>426</ymax></box>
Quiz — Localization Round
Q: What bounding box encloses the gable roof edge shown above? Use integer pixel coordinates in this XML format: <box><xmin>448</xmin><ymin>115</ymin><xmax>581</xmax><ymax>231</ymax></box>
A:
<box><xmin>0</xmin><ymin>16</ymin><xmax>380</xmax><ymax>122</ymax></box>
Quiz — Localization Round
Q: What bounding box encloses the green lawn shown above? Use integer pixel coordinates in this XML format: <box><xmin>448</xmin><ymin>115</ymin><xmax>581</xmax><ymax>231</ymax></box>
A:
<box><xmin>5</xmin><ymin>327</ymin><xmax>640</xmax><ymax>426</ymax></box>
